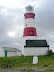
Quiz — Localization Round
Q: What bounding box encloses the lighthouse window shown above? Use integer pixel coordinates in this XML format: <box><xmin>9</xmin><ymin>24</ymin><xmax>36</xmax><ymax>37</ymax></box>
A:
<box><xmin>31</xmin><ymin>31</ymin><xmax>33</xmax><ymax>35</ymax></box>
<box><xmin>26</xmin><ymin>16</ymin><xmax>27</xmax><ymax>18</ymax></box>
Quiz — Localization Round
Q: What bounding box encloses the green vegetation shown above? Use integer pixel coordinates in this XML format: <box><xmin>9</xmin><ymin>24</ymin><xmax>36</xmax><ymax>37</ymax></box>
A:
<box><xmin>0</xmin><ymin>56</ymin><xmax>33</xmax><ymax>68</ymax></box>
<box><xmin>0</xmin><ymin>55</ymin><xmax>54</xmax><ymax>72</ymax></box>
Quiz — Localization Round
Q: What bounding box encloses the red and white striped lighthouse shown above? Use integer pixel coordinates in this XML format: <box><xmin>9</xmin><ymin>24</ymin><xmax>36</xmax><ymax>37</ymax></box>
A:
<box><xmin>23</xmin><ymin>5</ymin><xmax>37</xmax><ymax>41</ymax></box>
<box><xmin>22</xmin><ymin>5</ymin><xmax>49</xmax><ymax>56</ymax></box>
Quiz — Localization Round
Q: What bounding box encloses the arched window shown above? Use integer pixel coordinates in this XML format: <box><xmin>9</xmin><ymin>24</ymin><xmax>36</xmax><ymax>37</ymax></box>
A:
<box><xmin>31</xmin><ymin>31</ymin><xmax>33</xmax><ymax>35</ymax></box>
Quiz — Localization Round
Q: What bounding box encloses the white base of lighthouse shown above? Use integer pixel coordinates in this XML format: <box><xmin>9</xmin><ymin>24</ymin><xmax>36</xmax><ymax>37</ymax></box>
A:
<box><xmin>24</xmin><ymin>47</ymin><xmax>49</xmax><ymax>56</ymax></box>
<box><xmin>23</xmin><ymin>39</ymin><xmax>49</xmax><ymax>56</ymax></box>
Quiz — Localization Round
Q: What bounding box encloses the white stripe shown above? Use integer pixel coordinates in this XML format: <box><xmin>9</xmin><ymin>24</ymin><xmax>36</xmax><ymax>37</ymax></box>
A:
<box><xmin>24</xmin><ymin>18</ymin><xmax>35</xmax><ymax>28</ymax></box>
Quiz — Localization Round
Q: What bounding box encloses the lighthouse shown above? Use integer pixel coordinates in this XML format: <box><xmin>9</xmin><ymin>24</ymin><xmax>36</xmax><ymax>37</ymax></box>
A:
<box><xmin>23</xmin><ymin>5</ymin><xmax>37</xmax><ymax>38</ymax></box>
<box><xmin>23</xmin><ymin>5</ymin><xmax>37</xmax><ymax>46</ymax></box>
<box><xmin>23</xmin><ymin>5</ymin><xmax>49</xmax><ymax>56</ymax></box>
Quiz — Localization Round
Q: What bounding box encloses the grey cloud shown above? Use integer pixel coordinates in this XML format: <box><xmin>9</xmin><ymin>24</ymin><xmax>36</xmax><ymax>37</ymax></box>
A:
<box><xmin>0</xmin><ymin>0</ymin><xmax>54</xmax><ymax>51</ymax></box>
<box><xmin>0</xmin><ymin>7</ymin><xmax>23</xmax><ymax>49</ymax></box>
<box><xmin>35</xmin><ymin>0</ymin><xmax>54</xmax><ymax>36</ymax></box>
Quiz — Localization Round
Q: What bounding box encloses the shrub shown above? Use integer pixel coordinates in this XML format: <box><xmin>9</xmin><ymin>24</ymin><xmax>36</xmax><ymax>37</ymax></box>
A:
<box><xmin>21</xmin><ymin>54</ymin><xmax>24</xmax><ymax>57</ymax></box>
<box><xmin>48</xmin><ymin>50</ymin><xmax>52</xmax><ymax>56</ymax></box>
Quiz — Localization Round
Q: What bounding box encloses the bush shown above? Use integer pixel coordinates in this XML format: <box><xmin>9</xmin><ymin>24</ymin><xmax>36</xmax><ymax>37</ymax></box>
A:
<box><xmin>48</xmin><ymin>50</ymin><xmax>52</xmax><ymax>56</ymax></box>
<box><xmin>21</xmin><ymin>54</ymin><xmax>24</xmax><ymax>57</ymax></box>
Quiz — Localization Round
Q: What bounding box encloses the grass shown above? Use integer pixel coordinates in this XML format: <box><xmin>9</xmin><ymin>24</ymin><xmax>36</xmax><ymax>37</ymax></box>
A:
<box><xmin>0</xmin><ymin>56</ymin><xmax>33</xmax><ymax>68</ymax></box>
<box><xmin>0</xmin><ymin>55</ymin><xmax>54</xmax><ymax>71</ymax></box>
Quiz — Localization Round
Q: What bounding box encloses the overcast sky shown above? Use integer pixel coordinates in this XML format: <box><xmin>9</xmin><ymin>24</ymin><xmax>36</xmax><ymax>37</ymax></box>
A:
<box><xmin>0</xmin><ymin>0</ymin><xmax>54</xmax><ymax>51</ymax></box>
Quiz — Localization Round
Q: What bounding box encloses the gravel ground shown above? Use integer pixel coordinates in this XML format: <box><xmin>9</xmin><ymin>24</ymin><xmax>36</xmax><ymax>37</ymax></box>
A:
<box><xmin>0</xmin><ymin>65</ymin><xmax>54</xmax><ymax>72</ymax></box>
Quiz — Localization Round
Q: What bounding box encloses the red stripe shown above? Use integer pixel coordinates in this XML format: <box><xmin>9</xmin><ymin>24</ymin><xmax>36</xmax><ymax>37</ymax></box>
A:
<box><xmin>23</xmin><ymin>27</ymin><xmax>37</xmax><ymax>37</ymax></box>
<box><xmin>24</xmin><ymin>13</ymin><xmax>35</xmax><ymax>19</ymax></box>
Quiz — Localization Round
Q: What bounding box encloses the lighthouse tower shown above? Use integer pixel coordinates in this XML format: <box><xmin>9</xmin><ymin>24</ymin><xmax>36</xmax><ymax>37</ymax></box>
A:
<box><xmin>23</xmin><ymin>5</ymin><xmax>37</xmax><ymax>41</ymax></box>
<box><xmin>23</xmin><ymin>5</ymin><xmax>49</xmax><ymax>56</ymax></box>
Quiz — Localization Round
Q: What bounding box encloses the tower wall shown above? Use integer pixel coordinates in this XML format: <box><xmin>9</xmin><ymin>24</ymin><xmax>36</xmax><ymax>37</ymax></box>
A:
<box><xmin>24</xmin><ymin>18</ymin><xmax>35</xmax><ymax>27</ymax></box>
<box><xmin>23</xmin><ymin>27</ymin><xmax>37</xmax><ymax>37</ymax></box>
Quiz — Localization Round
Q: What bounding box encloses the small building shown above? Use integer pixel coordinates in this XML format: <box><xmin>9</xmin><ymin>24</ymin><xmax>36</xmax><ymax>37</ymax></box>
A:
<box><xmin>0</xmin><ymin>47</ymin><xmax>22</xmax><ymax>57</ymax></box>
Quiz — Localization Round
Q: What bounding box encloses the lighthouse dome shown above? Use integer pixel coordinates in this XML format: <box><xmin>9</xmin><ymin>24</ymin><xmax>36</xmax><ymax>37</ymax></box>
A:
<box><xmin>26</xmin><ymin>5</ymin><xmax>33</xmax><ymax>11</ymax></box>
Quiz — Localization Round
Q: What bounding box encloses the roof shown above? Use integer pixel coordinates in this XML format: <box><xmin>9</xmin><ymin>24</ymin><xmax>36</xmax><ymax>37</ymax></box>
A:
<box><xmin>24</xmin><ymin>40</ymin><xmax>49</xmax><ymax>47</ymax></box>
<box><xmin>2</xmin><ymin>47</ymin><xmax>21</xmax><ymax>52</ymax></box>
